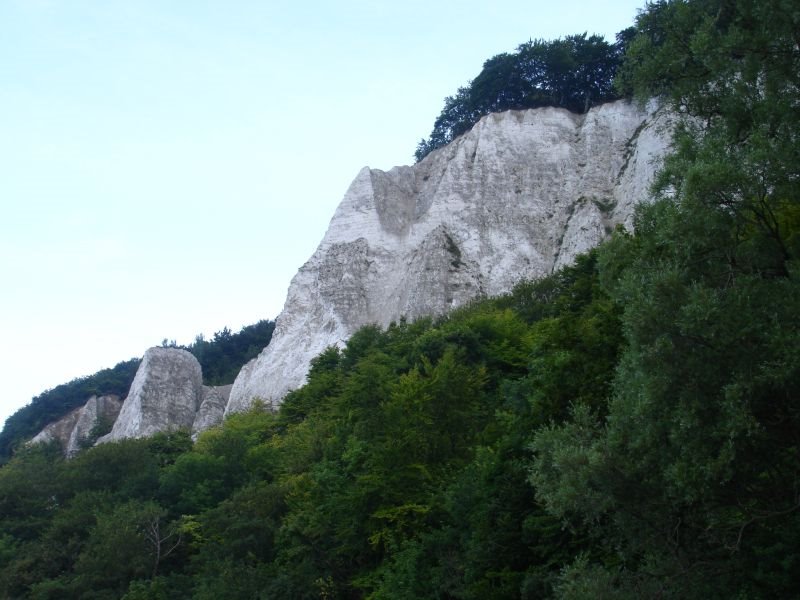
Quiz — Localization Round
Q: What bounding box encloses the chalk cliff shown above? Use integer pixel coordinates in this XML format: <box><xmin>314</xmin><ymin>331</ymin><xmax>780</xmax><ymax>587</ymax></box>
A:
<box><xmin>28</xmin><ymin>100</ymin><xmax>672</xmax><ymax>444</ymax></box>
<box><xmin>28</xmin><ymin>394</ymin><xmax>122</xmax><ymax>456</ymax></box>
<box><xmin>192</xmin><ymin>384</ymin><xmax>233</xmax><ymax>438</ymax></box>
<box><xmin>65</xmin><ymin>394</ymin><xmax>123</xmax><ymax>456</ymax></box>
<box><xmin>99</xmin><ymin>347</ymin><xmax>203</xmax><ymax>442</ymax></box>
<box><xmin>29</xmin><ymin>349</ymin><xmax>233</xmax><ymax>451</ymax></box>
<box><xmin>97</xmin><ymin>348</ymin><xmax>230</xmax><ymax>443</ymax></box>
<box><xmin>29</xmin><ymin>406</ymin><xmax>82</xmax><ymax>450</ymax></box>
<box><xmin>228</xmin><ymin>100</ymin><xmax>672</xmax><ymax>413</ymax></box>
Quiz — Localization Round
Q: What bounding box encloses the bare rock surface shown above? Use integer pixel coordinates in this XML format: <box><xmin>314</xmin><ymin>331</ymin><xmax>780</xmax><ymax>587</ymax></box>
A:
<box><xmin>29</xmin><ymin>406</ymin><xmax>83</xmax><ymax>450</ymax></box>
<box><xmin>28</xmin><ymin>394</ymin><xmax>122</xmax><ymax>455</ymax></box>
<box><xmin>30</xmin><ymin>351</ymin><xmax>234</xmax><ymax>451</ymax></box>
<box><xmin>192</xmin><ymin>384</ymin><xmax>233</xmax><ymax>437</ymax></box>
<box><xmin>65</xmin><ymin>394</ymin><xmax>122</xmax><ymax>456</ymax></box>
<box><xmin>27</xmin><ymin>100</ymin><xmax>673</xmax><ymax>442</ymax></box>
<box><xmin>99</xmin><ymin>347</ymin><xmax>203</xmax><ymax>442</ymax></box>
<box><xmin>228</xmin><ymin>100</ymin><xmax>673</xmax><ymax>413</ymax></box>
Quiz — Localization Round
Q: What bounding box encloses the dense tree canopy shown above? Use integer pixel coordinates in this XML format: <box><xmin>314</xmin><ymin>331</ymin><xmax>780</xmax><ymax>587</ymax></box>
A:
<box><xmin>414</xmin><ymin>31</ymin><xmax>631</xmax><ymax>161</ymax></box>
<box><xmin>531</xmin><ymin>0</ymin><xmax>800</xmax><ymax>595</ymax></box>
<box><xmin>0</xmin><ymin>255</ymin><xmax>623</xmax><ymax>598</ymax></box>
<box><xmin>184</xmin><ymin>319</ymin><xmax>276</xmax><ymax>386</ymax></box>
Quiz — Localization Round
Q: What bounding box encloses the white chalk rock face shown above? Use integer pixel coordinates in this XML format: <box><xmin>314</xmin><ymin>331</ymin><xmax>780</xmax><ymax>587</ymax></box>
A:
<box><xmin>29</xmin><ymin>394</ymin><xmax>122</xmax><ymax>456</ymax></box>
<box><xmin>65</xmin><ymin>394</ymin><xmax>122</xmax><ymax>456</ymax></box>
<box><xmin>30</xmin><ymin>355</ymin><xmax>231</xmax><ymax>451</ymax></box>
<box><xmin>192</xmin><ymin>384</ymin><xmax>232</xmax><ymax>437</ymax></box>
<box><xmin>29</xmin><ymin>406</ymin><xmax>83</xmax><ymax>449</ymax></box>
<box><xmin>228</xmin><ymin>100</ymin><xmax>672</xmax><ymax>413</ymax></box>
<box><xmin>100</xmin><ymin>347</ymin><xmax>204</xmax><ymax>442</ymax></box>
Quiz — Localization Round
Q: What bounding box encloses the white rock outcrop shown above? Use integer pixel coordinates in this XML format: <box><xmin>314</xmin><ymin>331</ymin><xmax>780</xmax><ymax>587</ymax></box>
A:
<box><xmin>192</xmin><ymin>384</ymin><xmax>232</xmax><ymax>438</ymax></box>
<box><xmin>228</xmin><ymin>100</ymin><xmax>673</xmax><ymax>412</ymax></box>
<box><xmin>99</xmin><ymin>347</ymin><xmax>204</xmax><ymax>442</ymax></box>
<box><xmin>30</xmin><ymin>349</ymin><xmax>235</xmax><ymax>451</ymax></box>
<box><xmin>95</xmin><ymin>348</ymin><xmax>234</xmax><ymax>443</ymax></box>
<box><xmin>65</xmin><ymin>394</ymin><xmax>123</xmax><ymax>456</ymax></box>
<box><xmin>29</xmin><ymin>394</ymin><xmax>122</xmax><ymax>456</ymax></box>
<box><xmin>29</xmin><ymin>407</ymin><xmax>83</xmax><ymax>449</ymax></box>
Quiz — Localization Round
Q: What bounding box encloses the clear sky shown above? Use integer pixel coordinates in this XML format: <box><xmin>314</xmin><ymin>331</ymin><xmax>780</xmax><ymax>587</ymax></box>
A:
<box><xmin>0</xmin><ymin>0</ymin><xmax>644</xmax><ymax>428</ymax></box>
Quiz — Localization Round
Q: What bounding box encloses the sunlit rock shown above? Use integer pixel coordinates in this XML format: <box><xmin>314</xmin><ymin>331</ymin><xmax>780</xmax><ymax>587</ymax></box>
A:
<box><xmin>99</xmin><ymin>347</ymin><xmax>203</xmax><ymax>442</ymax></box>
<box><xmin>228</xmin><ymin>99</ymin><xmax>673</xmax><ymax>413</ymax></box>
<box><xmin>28</xmin><ymin>406</ymin><xmax>83</xmax><ymax>450</ymax></box>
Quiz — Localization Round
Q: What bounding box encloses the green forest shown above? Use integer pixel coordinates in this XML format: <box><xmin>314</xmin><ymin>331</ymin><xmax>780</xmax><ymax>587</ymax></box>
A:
<box><xmin>1</xmin><ymin>0</ymin><xmax>799</xmax><ymax>597</ymax></box>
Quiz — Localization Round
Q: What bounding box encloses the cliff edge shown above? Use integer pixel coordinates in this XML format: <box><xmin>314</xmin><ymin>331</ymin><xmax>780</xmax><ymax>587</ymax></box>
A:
<box><xmin>228</xmin><ymin>100</ymin><xmax>672</xmax><ymax>412</ymax></box>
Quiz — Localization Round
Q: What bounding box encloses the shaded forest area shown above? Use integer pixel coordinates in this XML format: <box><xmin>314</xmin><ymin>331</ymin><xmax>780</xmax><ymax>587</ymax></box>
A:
<box><xmin>1</xmin><ymin>0</ymin><xmax>798</xmax><ymax>597</ymax></box>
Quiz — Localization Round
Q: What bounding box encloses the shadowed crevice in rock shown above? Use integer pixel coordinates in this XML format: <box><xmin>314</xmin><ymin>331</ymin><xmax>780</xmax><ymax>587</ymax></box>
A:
<box><xmin>192</xmin><ymin>384</ymin><xmax>232</xmax><ymax>439</ymax></box>
<box><xmin>65</xmin><ymin>395</ymin><xmax>122</xmax><ymax>456</ymax></box>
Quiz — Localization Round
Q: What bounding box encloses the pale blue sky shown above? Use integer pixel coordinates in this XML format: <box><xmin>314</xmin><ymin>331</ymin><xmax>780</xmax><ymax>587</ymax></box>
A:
<box><xmin>0</xmin><ymin>0</ymin><xmax>644</xmax><ymax>426</ymax></box>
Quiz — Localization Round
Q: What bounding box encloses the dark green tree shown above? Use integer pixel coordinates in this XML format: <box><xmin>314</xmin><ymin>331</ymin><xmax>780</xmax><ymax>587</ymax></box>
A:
<box><xmin>530</xmin><ymin>1</ymin><xmax>800</xmax><ymax>596</ymax></box>
<box><xmin>415</xmin><ymin>32</ymin><xmax>629</xmax><ymax>161</ymax></box>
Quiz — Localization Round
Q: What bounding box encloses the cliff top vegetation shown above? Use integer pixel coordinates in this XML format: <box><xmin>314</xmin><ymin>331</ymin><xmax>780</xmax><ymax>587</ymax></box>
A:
<box><xmin>414</xmin><ymin>30</ymin><xmax>633</xmax><ymax>161</ymax></box>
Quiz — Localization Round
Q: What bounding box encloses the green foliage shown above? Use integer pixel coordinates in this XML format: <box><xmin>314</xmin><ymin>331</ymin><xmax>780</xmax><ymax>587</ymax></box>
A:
<box><xmin>0</xmin><ymin>433</ymin><xmax>192</xmax><ymax>598</ymax></box>
<box><xmin>0</xmin><ymin>252</ymin><xmax>621</xmax><ymax>598</ymax></box>
<box><xmin>529</xmin><ymin>1</ymin><xmax>800</xmax><ymax>596</ymax></box>
<box><xmin>186</xmin><ymin>320</ymin><xmax>276</xmax><ymax>386</ymax></box>
<box><xmin>68</xmin><ymin>500</ymin><xmax>166</xmax><ymax>593</ymax></box>
<box><xmin>77</xmin><ymin>414</ymin><xmax>116</xmax><ymax>451</ymax></box>
<box><xmin>415</xmin><ymin>31</ymin><xmax>631</xmax><ymax>161</ymax></box>
<box><xmin>0</xmin><ymin>443</ymin><xmax>64</xmax><ymax>542</ymax></box>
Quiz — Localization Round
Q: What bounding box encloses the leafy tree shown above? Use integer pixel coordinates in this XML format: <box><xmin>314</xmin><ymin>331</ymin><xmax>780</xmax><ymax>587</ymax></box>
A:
<box><xmin>0</xmin><ymin>443</ymin><xmax>65</xmax><ymax>542</ymax></box>
<box><xmin>186</xmin><ymin>320</ymin><xmax>275</xmax><ymax>386</ymax></box>
<box><xmin>415</xmin><ymin>32</ymin><xmax>630</xmax><ymax>161</ymax></box>
<box><xmin>530</xmin><ymin>1</ymin><xmax>800</xmax><ymax>596</ymax></box>
<box><xmin>65</xmin><ymin>500</ymin><xmax>180</xmax><ymax>597</ymax></box>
